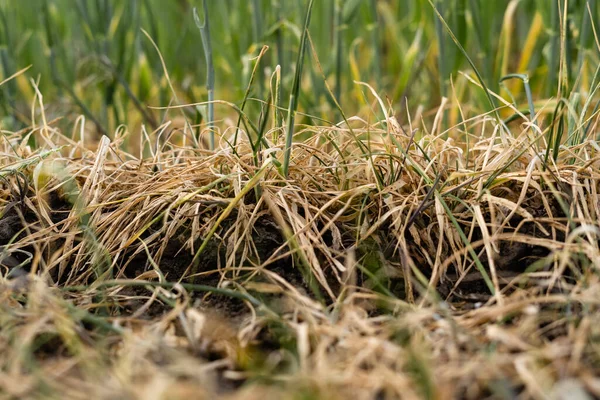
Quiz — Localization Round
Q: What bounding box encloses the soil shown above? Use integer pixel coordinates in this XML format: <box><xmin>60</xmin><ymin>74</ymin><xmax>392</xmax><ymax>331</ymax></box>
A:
<box><xmin>0</xmin><ymin>180</ymin><xmax>588</xmax><ymax>397</ymax></box>
<box><xmin>0</xmin><ymin>182</ymin><xmax>565</xmax><ymax>310</ymax></box>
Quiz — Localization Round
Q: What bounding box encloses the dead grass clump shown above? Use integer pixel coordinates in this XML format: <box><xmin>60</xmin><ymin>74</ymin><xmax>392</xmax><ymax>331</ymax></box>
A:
<box><xmin>1</xmin><ymin>112</ymin><xmax>600</xmax><ymax>399</ymax></box>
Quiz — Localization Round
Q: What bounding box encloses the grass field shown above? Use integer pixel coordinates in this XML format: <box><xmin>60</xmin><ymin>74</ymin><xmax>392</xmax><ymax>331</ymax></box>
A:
<box><xmin>1</xmin><ymin>0</ymin><xmax>600</xmax><ymax>399</ymax></box>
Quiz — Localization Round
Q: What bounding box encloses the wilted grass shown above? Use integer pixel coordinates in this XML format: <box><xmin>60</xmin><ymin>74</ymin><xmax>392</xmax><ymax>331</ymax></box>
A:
<box><xmin>2</xmin><ymin>86</ymin><xmax>600</xmax><ymax>397</ymax></box>
<box><xmin>2</xmin><ymin>0</ymin><xmax>600</xmax><ymax>399</ymax></box>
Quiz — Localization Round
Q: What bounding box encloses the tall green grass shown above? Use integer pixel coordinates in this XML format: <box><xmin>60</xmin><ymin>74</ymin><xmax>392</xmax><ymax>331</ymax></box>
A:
<box><xmin>0</xmin><ymin>0</ymin><xmax>598</xmax><ymax>145</ymax></box>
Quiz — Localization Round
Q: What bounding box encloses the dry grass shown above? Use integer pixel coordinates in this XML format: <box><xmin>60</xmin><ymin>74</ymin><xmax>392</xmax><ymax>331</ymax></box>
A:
<box><xmin>1</xmin><ymin>103</ymin><xmax>600</xmax><ymax>399</ymax></box>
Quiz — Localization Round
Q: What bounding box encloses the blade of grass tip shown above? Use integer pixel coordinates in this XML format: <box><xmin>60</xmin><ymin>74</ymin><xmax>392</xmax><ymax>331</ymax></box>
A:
<box><xmin>232</xmin><ymin>45</ymin><xmax>270</xmax><ymax>150</ymax></box>
<box><xmin>274</xmin><ymin>65</ymin><xmax>283</xmax><ymax>137</ymax></box>
<box><xmin>427</xmin><ymin>0</ymin><xmax>502</xmax><ymax>127</ymax></box>
<box><xmin>254</xmin><ymin>90</ymin><xmax>273</xmax><ymax>160</ymax></box>
<box><xmin>499</xmin><ymin>73</ymin><xmax>537</xmax><ymax>130</ymax></box>
<box><xmin>393</xmin><ymin>125</ymin><xmax>417</xmax><ymax>182</ymax></box>
<box><xmin>194</xmin><ymin>2</ymin><xmax>215</xmax><ymax>150</ymax></box>
<box><xmin>544</xmin><ymin>98</ymin><xmax>567</xmax><ymax>166</ymax></box>
<box><xmin>194</xmin><ymin>109</ymin><xmax>203</xmax><ymax>144</ymax></box>
<box><xmin>0</xmin><ymin>65</ymin><xmax>32</xmax><ymax>90</ymax></box>
<box><xmin>282</xmin><ymin>0</ymin><xmax>314</xmax><ymax>178</ymax></box>
<box><xmin>1</xmin><ymin>148</ymin><xmax>64</xmax><ymax>178</ymax></box>
<box><xmin>566</xmin><ymin>93</ymin><xmax>581</xmax><ymax>146</ymax></box>
<box><xmin>249</xmin><ymin>91</ymin><xmax>273</xmax><ymax>201</ymax></box>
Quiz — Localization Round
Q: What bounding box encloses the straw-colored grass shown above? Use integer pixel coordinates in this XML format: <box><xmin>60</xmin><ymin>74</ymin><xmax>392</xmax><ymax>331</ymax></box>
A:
<box><xmin>1</xmin><ymin>92</ymin><xmax>600</xmax><ymax>399</ymax></box>
<box><xmin>2</xmin><ymin>1</ymin><xmax>600</xmax><ymax>398</ymax></box>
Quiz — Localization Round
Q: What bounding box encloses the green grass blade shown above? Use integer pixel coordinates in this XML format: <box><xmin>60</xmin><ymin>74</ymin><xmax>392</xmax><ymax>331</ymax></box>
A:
<box><xmin>282</xmin><ymin>0</ymin><xmax>314</xmax><ymax>178</ymax></box>
<box><xmin>427</xmin><ymin>0</ymin><xmax>501</xmax><ymax>126</ymax></box>
<box><xmin>194</xmin><ymin>2</ymin><xmax>215</xmax><ymax>150</ymax></box>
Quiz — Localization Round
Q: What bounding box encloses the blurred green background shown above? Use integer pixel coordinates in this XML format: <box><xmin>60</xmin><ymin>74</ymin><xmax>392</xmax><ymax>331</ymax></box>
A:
<box><xmin>0</xmin><ymin>0</ymin><xmax>597</xmax><ymax>139</ymax></box>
